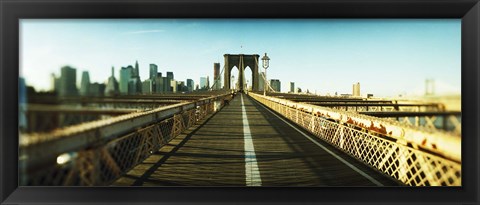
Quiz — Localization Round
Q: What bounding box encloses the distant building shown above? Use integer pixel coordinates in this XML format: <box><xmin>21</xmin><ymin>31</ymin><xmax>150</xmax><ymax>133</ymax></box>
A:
<box><xmin>89</xmin><ymin>83</ymin><xmax>105</xmax><ymax>96</ymax></box>
<box><xmin>270</xmin><ymin>79</ymin><xmax>281</xmax><ymax>92</ymax></box>
<box><xmin>51</xmin><ymin>73</ymin><xmax>60</xmax><ymax>93</ymax></box>
<box><xmin>149</xmin><ymin>64</ymin><xmax>158</xmax><ymax>93</ymax></box>
<box><xmin>187</xmin><ymin>79</ymin><xmax>194</xmax><ymax>92</ymax></box>
<box><xmin>155</xmin><ymin>74</ymin><xmax>164</xmax><ymax>93</ymax></box>
<box><xmin>170</xmin><ymin>80</ymin><xmax>177</xmax><ymax>93</ymax></box>
<box><xmin>290</xmin><ymin>82</ymin><xmax>295</xmax><ymax>93</ymax></box>
<box><xmin>130</xmin><ymin>61</ymin><xmax>142</xmax><ymax>94</ymax></box>
<box><xmin>178</xmin><ymin>81</ymin><xmax>187</xmax><ymax>92</ymax></box>
<box><xmin>200</xmin><ymin>77</ymin><xmax>207</xmax><ymax>90</ymax></box>
<box><xmin>213</xmin><ymin>63</ymin><xmax>221</xmax><ymax>90</ymax></box>
<box><xmin>258</xmin><ymin>72</ymin><xmax>265</xmax><ymax>92</ymax></box>
<box><xmin>59</xmin><ymin>66</ymin><xmax>78</xmax><ymax>96</ymax></box>
<box><xmin>105</xmin><ymin>66</ymin><xmax>119</xmax><ymax>96</ymax></box>
<box><xmin>207</xmin><ymin>76</ymin><xmax>210</xmax><ymax>89</ymax></box>
<box><xmin>134</xmin><ymin>60</ymin><xmax>140</xmax><ymax>78</ymax></box>
<box><xmin>425</xmin><ymin>79</ymin><xmax>435</xmax><ymax>96</ymax></box>
<box><xmin>142</xmin><ymin>79</ymin><xmax>154</xmax><ymax>94</ymax></box>
<box><xmin>149</xmin><ymin>64</ymin><xmax>158</xmax><ymax>80</ymax></box>
<box><xmin>166</xmin><ymin>71</ymin><xmax>174</xmax><ymax>92</ymax></box>
<box><xmin>119</xmin><ymin>66</ymin><xmax>133</xmax><ymax>94</ymax></box>
<box><xmin>353</xmin><ymin>82</ymin><xmax>361</xmax><ymax>97</ymax></box>
<box><xmin>80</xmin><ymin>71</ymin><xmax>90</xmax><ymax>96</ymax></box>
<box><xmin>128</xmin><ymin>78</ymin><xmax>141</xmax><ymax>94</ymax></box>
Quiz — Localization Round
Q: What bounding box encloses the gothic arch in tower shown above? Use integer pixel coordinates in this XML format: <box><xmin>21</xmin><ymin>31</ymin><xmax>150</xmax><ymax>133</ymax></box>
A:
<box><xmin>223</xmin><ymin>54</ymin><xmax>260</xmax><ymax>91</ymax></box>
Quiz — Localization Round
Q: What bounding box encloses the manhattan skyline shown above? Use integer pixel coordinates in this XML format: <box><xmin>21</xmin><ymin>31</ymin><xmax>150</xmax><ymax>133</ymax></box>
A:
<box><xmin>20</xmin><ymin>19</ymin><xmax>461</xmax><ymax>97</ymax></box>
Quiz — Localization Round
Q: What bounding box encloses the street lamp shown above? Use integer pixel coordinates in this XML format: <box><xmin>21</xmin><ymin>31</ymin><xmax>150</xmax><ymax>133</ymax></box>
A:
<box><xmin>261</xmin><ymin>53</ymin><xmax>270</xmax><ymax>96</ymax></box>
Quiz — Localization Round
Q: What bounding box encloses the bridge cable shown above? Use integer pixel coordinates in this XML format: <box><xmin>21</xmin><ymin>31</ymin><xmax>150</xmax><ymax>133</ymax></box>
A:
<box><xmin>254</xmin><ymin>57</ymin><xmax>276</xmax><ymax>93</ymax></box>
<box><xmin>209</xmin><ymin>63</ymin><xmax>226</xmax><ymax>91</ymax></box>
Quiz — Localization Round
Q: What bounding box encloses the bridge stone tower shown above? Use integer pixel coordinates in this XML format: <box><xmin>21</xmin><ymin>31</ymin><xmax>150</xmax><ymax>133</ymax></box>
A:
<box><xmin>224</xmin><ymin>54</ymin><xmax>260</xmax><ymax>91</ymax></box>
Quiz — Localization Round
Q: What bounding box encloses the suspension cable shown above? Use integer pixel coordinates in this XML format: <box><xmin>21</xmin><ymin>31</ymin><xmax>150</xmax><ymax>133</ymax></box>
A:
<box><xmin>254</xmin><ymin>57</ymin><xmax>275</xmax><ymax>93</ymax></box>
<box><xmin>209</xmin><ymin>63</ymin><xmax>225</xmax><ymax>91</ymax></box>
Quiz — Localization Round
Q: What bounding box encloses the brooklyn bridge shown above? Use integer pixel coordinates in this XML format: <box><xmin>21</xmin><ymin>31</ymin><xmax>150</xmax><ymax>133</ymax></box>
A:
<box><xmin>19</xmin><ymin>54</ymin><xmax>461</xmax><ymax>187</ymax></box>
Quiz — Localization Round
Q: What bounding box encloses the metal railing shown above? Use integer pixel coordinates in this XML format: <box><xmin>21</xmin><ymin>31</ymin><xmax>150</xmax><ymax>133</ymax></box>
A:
<box><xmin>361</xmin><ymin>111</ymin><xmax>461</xmax><ymax>134</ymax></box>
<box><xmin>249</xmin><ymin>92</ymin><xmax>461</xmax><ymax>186</ymax></box>
<box><xmin>20</xmin><ymin>93</ymin><xmax>232</xmax><ymax>186</ymax></box>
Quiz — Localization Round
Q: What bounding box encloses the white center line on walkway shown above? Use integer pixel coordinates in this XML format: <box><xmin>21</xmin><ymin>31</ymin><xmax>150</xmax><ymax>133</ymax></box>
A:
<box><xmin>241</xmin><ymin>94</ymin><xmax>262</xmax><ymax>186</ymax></box>
<box><xmin>254</xmin><ymin>98</ymin><xmax>384</xmax><ymax>187</ymax></box>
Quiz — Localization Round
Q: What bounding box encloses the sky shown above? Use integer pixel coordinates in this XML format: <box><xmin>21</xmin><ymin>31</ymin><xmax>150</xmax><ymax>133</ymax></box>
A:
<box><xmin>20</xmin><ymin>19</ymin><xmax>461</xmax><ymax>97</ymax></box>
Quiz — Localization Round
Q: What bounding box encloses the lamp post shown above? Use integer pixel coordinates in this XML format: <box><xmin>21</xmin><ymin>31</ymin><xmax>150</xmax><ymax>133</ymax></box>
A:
<box><xmin>261</xmin><ymin>53</ymin><xmax>270</xmax><ymax>96</ymax></box>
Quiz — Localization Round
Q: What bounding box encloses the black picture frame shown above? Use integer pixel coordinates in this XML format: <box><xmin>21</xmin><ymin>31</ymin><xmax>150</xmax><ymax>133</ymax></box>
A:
<box><xmin>1</xmin><ymin>0</ymin><xmax>479</xmax><ymax>204</ymax></box>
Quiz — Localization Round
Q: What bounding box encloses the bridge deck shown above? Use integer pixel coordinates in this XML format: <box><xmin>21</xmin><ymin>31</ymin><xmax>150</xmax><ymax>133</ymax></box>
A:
<box><xmin>113</xmin><ymin>93</ymin><xmax>400</xmax><ymax>186</ymax></box>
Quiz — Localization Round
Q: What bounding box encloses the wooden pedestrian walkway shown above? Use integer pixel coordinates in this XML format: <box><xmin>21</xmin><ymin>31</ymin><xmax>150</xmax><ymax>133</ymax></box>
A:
<box><xmin>113</xmin><ymin>93</ymin><xmax>400</xmax><ymax>186</ymax></box>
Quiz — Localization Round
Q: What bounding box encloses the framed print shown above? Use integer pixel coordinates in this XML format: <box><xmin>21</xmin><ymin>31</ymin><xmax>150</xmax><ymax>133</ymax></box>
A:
<box><xmin>1</xmin><ymin>0</ymin><xmax>479</xmax><ymax>204</ymax></box>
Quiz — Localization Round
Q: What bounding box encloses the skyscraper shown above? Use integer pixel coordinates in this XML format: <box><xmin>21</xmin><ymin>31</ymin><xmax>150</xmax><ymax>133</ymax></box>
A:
<box><xmin>134</xmin><ymin>60</ymin><xmax>140</xmax><ymax>77</ymax></box>
<box><xmin>290</xmin><ymin>82</ymin><xmax>295</xmax><ymax>93</ymax></box>
<box><xmin>51</xmin><ymin>73</ymin><xmax>60</xmax><ymax>93</ymax></box>
<box><xmin>207</xmin><ymin>76</ymin><xmax>210</xmax><ymax>89</ymax></box>
<box><xmin>80</xmin><ymin>71</ymin><xmax>90</xmax><ymax>96</ymax></box>
<box><xmin>128</xmin><ymin>78</ymin><xmax>141</xmax><ymax>94</ymax></box>
<box><xmin>170</xmin><ymin>80</ymin><xmax>177</xmax><ymax>93</ymax></box>
<box><xmin>155</xmin><ymin>74</ymin><xmax>163</xmax><ymax>93</ymax></box>
<box><xmin>213</xmin><ymin>63</ymin><xmax>221</xmax><ymax>90</ymax></box>
<box><xmin>162</xmin><ymin>77</ymin><xmax>170</xmax><ymax>93</ymax></box>
<box><xmin>200</xmin><ymin>77</ymin><xmax>207</xmax><ymax>90</ymax></box>
<box><xmin>89</xmin><ymin>82</ymin><xmax>105</xmax><ymax>96</ymax></box>
<box><xmin>142</xmin><ymin>79</ymin><xmax>154</xmax><ymax>94</ymax></box>
<box><xmin>353</xmin><ymin>82</ymin><xmax>361</xmax><ymax>97</ymax></box>
<box><xmin>119</xmin><ymin>66</ymin><xmax>133</xmax><ymax>94</ymax></box>
<box><xmin>166</xmin><ymin>71</ymin><xmax>174</xmax><ymax>92</ymax></box>
<box><xmin>105</xmin><ymin>66</ymin><xmax>119</xmax><ymax>96</ymax></box>
<box><xmin>270</xmin><ymin>79</ymin><xmax>281</xmax><ymax>92</ymax></box>
<box><xmin>154</xmin><ymin>73</ymin><xmax>169</xmax><ymax>93</ymax></box>
<box><xmin>59</xmin><ymin>66</ymin><xmax>78</xmax><ymax>96</ymax></box>
<box><xmin>187</xmin><ymin>79</ymin><xmax>194</xmax><ymax>92</ymax></box>
<box><xmin>178</xmin><ymin>81</ymin><xmax>186</xmax><ymax>92</ymax></box>
<box><xmin>148</xmin><ymin>64</ymin><xmax>158</xmax><ymax>92</ymax></box>
<box><xmin>131</xmin><ymin>61</ymin><xmax>142</xmax><ymax>94</ymax></box>
<box><xmin>166</xmin><ymin>71</ymin><xmax>174</xmax><ymax>80</ymax></box>
<box><xmin>425</xmin><ymin>79</ymin><xmax>435</xmax><ymax>96</ymax></box>
<box><xmin>149</xmin><ymin>64</ymin><xmax>158</xmax><ymax>80</ymax></box>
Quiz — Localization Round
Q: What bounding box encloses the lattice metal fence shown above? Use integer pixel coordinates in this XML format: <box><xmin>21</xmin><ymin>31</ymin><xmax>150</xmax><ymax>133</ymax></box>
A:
<box><xmin>250</xmin><ymin>93</ymin><xmax>461</xmax><ymax>186</ymax></box>
<box><xmin>20</xmin><ymin>94</ymin><xmax>227</xmax><ymax>186</ymax></box>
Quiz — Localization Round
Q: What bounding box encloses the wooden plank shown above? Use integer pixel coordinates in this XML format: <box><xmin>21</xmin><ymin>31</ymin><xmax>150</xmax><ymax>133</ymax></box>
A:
<box><xmin>114</xmin><ymin>93</ymin><xmax>400</xmax><ymax>186</ymax></box>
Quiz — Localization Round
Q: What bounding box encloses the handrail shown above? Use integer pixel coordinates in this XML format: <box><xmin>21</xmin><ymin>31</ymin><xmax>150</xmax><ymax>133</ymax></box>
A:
<box><xmin>249</xmin><ymin>92</ymin><xmax>461</xmax><ymax>186</ymax></box>
<box><xmin>20</xmin><ymin>93</ymin><xmax>231</xmax><ymax>169</ymax></box>
<box><xmin>249</xmin><ymin>92</ymin><xmax>460</xmax><ymax>163</ymax></box>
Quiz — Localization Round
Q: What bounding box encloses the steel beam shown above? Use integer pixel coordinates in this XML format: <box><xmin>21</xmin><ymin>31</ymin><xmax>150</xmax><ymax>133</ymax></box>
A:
<box><xmin>360</xmin><ymin>111</ymin><xmax>461</xmax><ymax>117</ymax></box>
<box><xmin>26</xmin><ymin>104</ymin><xmax>139</xmax><ymax>114</ymax></box>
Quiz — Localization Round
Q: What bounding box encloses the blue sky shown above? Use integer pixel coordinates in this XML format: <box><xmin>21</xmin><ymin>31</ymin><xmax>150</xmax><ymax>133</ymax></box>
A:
<box><xmin>20</xmin><ymin>19</ymin><xmax>461</xmax><ymax>97</ymax></box>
